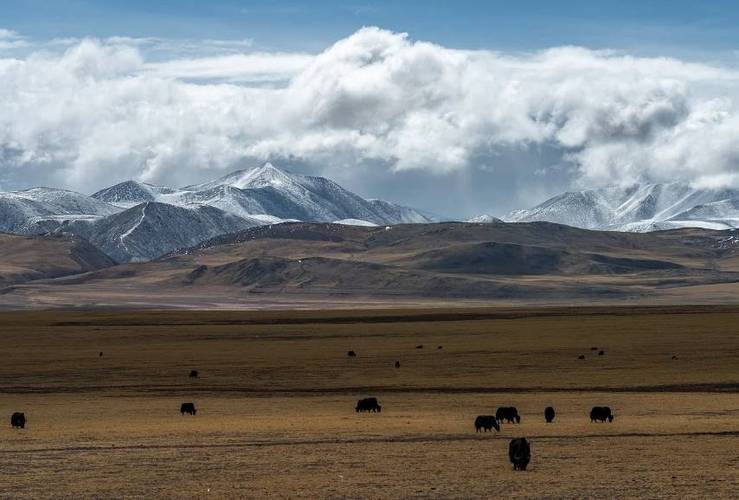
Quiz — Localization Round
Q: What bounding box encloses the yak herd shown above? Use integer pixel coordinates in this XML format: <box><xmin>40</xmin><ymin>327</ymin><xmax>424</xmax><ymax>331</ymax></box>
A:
<box><xmin>8</xmin><ymin>400</ymin><xmax>613</xmax><ymax>471</ymax></box>
<box><xmin>8</xmin><ymin>349</ymin><xmax>618</xmax><ymax>473</ymax></box>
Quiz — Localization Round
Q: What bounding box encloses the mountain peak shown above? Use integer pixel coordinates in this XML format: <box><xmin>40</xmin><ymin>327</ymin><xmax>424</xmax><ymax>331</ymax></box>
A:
<box><xmin>185</xmin><ymin>162</ymin><xmax>297</xmax><ymax>192</ymax></box>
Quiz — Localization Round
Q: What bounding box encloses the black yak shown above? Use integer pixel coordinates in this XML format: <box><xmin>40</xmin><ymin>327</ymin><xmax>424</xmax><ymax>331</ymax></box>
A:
<box><xmin>355</xmin><ymin>397</ymin><xmax>382</xmax><ymax>413</ymax></box>
<box><xmin>509</xmin><ymin>438</ymin><xmax>531</xmax><ymax>471</ymax></box>
<box><xmin>590</xmin><ymin>406</ymin><xmax>614</xmax><ymax>422</ymax></box>
<box><xmin>544</xmin><ymin>406</ymin><xmax>555</xmax><ymax>423</ymax></box>
<box><xmin>11</xmin><ymin>412</ymin><xmax>25</xmax><ymax>429</ymax></box>
<box><xmin>496</xmin><ymin>406</ymin><xmax>521</xmax><ymax>424</ymax></box>
<box><xmin>474</xmin><ymin>415</ymin><xmax>500</xmax><ymax>433</ymax></box>
<box><xmin>180</xmin><ymin>403</ymin><xmax>197</xmax><ymax>415</ymax></box>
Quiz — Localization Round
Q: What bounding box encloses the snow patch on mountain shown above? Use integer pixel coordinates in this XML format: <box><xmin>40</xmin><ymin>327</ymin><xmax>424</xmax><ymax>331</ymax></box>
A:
<box><xmin>334</xmin><ymin>218</ymin><xmax>378</xmax><ymax>227</ymax></box>
<box><xmin>467</xmin><ymin>214</ymin><xmax>504</xmax><ymax>223</ymax></box>
<box><xmin>91</xmin><ymin>181</ymin><xmax>177</xmax><ymax>208</ymax></box>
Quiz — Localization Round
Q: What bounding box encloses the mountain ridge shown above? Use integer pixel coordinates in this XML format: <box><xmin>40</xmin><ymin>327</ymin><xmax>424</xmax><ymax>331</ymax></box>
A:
<box><xmin>1</xmin><ymin>163</ymin><xmax>434</xmax><ymax>262</ymax></box>
<box><xmin>92</xmin><ymin>163</ymin><xmax>434</xmax><ymax>226</ymax></box>
<box><xmin>504</xmin><ymin>183</ymin><xmax>739</xmax><ymax>232</ymax></box>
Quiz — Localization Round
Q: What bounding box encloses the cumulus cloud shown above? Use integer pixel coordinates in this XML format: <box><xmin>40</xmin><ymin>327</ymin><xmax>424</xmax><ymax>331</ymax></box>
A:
<box><xmin>2</xmin><ymin>26</ymin><xmax>739</xmax><ymax>212</ymax></box>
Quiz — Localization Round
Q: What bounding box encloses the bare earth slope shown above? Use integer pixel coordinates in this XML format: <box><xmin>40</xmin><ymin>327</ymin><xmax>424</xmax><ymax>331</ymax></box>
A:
<box><xmin>0</xmin><ymin>233</ymin><xmax>115</xmax><ymax>287</ymax></box>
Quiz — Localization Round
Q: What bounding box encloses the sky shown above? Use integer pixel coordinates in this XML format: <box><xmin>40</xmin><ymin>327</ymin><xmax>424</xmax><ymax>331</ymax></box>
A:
<box><xmin>3</xmin><ymin>1</ymin><xmax>739</xmax><ymax>217</ymax></box>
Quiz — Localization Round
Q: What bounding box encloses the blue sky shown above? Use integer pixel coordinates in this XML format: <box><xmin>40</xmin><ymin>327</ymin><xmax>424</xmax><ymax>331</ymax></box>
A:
<box><xmin>3</xmin><ymin>0</ymin><xmax>739</xmax><ymax>59</ymax></box>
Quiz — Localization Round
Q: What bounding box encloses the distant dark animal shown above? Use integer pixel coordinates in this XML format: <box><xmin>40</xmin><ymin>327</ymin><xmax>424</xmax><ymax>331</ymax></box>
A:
<box><xmin>672</xmin><ymin>355</ymin><xmax>678</xmax><ymax>360</ymax></box>
<box><xmin>180</xmin><ymin>403</ymin><xmax>197</xmax><ymax>415</ymax></box>
<box><xmin>578</xmin><ymin>355</ymin><xmax>585</xmax><ymax>360</ymax></box>
<box><xmin>355</xmin><ymin>397</ymin><xmax>382</xmax><ymax>413</ymax></box>
<box><xmin>590</xmin><ymin>347</ymin><xmax>598</xmax><ymax>351</ymax></box>
<box><xmin>99</xmin><ymin>351</ymin><xmax>103</xmax><ymax>357</ymax></box>
<box><xmin>598</xmin><ymin>350</ymin><xmax>605</xmax><ymax>356</ymax></box>
<box><xmin>10</xmin><ymin>412</ymin><xmax>25</xmax><ymax>429</ymax></box>
<box><xmin>590</xmin><ymin>406</ymin><xmax>614</xmax><ymax>423</ymax></box>
<box><xmin>189</xmin><ymin>370</ymin><xmax>199</xmax><ymax>378</ymax></box>
<box><xmin>508</xmin><ymin>438</ymin><xmax>531</xmax><ymax>471</ymax></box>
<box><xmin>474</xmin><ymin>415</ymin><xmax>500</xmax><ymax>433</ymax></box>
<box><xmin>394</xmin><ymin>361</ymin><xmax>400</xmax><ymax>368</ymax></box>
<box><xmin>496</xmin><ymin>406</ymin><xmax>521</xmax><ymax>424</ymax></box>
<box><xmin>347</xmin><ymin>350</ymin><xmax>357</xmax><ymax>357</ymax></box>
<box><xmin>437</xmin><ymin>345</ymin><xmax>443</xmax><ymax>350</ymax></box>
<box><xmin>544</xmin><ymin>406</ymin><xmax>555</xmax><ymax>423</ymax></box>
<box><xmin>415</xmin><ymin>345</ymin><xmax>423</xmax><ymax>349</ymax></box>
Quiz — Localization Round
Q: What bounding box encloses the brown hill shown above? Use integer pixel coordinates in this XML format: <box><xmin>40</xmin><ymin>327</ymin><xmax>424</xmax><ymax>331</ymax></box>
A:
<box><xmin>0</xmin><ymin>233</ymin><xmax>115</xmax><ymax>287</ymax></box>
<box><xmin>3</xmin><ymin>222</ymin><xmax>739</xmax><ymax>308</ymax></box>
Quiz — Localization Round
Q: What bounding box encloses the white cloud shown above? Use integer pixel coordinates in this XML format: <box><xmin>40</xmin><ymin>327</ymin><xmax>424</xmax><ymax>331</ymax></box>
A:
<box><xmin>2</xmin><ymin>26</ymin><xmax>739</xmax><ymax>199</ymax></box>
<box><xmin>0</xmin><ymin>28</ymin><xmax>28</xmax><ymax>50</ymax></box>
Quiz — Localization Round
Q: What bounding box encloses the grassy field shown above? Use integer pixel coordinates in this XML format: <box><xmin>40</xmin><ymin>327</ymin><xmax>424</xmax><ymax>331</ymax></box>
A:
<box><xmin>1</xmin><ymin>307</ymin><xmax>738</xmax><ymax>498</ymax></box>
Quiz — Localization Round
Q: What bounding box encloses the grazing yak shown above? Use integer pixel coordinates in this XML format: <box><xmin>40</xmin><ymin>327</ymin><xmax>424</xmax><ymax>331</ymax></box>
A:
<box><xmin>11</xmin><ymin>412</ymin><xmax>26</xmax><ymax>429</ymax></box>
<box><xmin>508</xmin><ymin>438</ymin><xmax>531</xmax><ymax>471</ymax></box>
<box><xmin>347</xmin><ymin>350</ymin><xmax>357</xmax><ymax>357</ymax></box>
<box><xmin>544</xmin><ymin>406</ymin><xmax>555</xmax><ymax>423</ymax></box>
<box><xmin>590</xmin><ymin>406</ymin><xmax>614</xmax><ymax>422</ymax></box>
<box><xmin>180</xmin><ymin>403</ymin><xmax>197</xmax><ymax>415</ymax></box>
<box><xmin>496</xmin><ymin>406</ymin><xmax>521</xmax><ymax>424</ymax></box>
<box><xmin>598</xmin><ymin>350</ymin><xmax>605</xmax><ymax>356</ymax></box>
<box><xmin>474</xmin><ymin>415</ymin><xmax>500</xmax><ymax>433</ymax></box>
<box><xmin>394</xmin><ymin>361</ymin><xmax>400</xmax><ymax>368</ymax></box>
<box><xmin>415</xmin><ymin>345</ymin><xmax>423</xmax><ymax>349</ymax></box>
<box><xmin>189</xmin><ymin>370</ymin><xmax>199</xmax><ymax>378</ymax></box>
<box><xmin>355</xmin><ymin>397</ymin><xmax>382</xmax><ymax>413</ymax></box>
<box><xmin>578</xmin><ymin>354</ymin><xmax>586</xmax><ymax>360</ymax></box>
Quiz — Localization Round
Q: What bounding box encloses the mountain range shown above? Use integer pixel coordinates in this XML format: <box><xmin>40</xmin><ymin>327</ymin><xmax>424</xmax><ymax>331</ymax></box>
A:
<box><xmin>504</xmin><ymin>183</ymin><xmax>739</xmax><ymax>232</ymax></box>
<box><xmin>0</xmin><ymin>163</ymin><xmax>433</xmax><ymax>262</ymax></box>
<box><xmin>6</xmin><ymin>165</ymin><xmax>739</xmax><ymax>267</ymax></box>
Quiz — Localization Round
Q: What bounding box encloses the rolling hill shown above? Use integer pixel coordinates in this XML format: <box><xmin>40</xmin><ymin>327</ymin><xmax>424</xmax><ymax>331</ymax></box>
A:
<box><xmin>5</xmin><ymin>221</ymin><xmax>739</xmax><ymax>309</ymax></box>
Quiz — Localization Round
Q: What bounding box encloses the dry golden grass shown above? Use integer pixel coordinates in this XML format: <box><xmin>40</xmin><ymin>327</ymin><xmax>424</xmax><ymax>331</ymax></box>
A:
<box><xmin>1</xmin><ymin>306</ymin><xmax>738</xmax><ymax>498</ymax></box>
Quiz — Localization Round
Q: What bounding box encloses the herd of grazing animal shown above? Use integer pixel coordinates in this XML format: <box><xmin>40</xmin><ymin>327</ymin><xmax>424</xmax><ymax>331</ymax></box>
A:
<box><xmin>352</xmin><ymin>400</ymin><xmax>614</xmax><ymax>471</ymax></box>
<box><xmin>8</xmin><ymin>346</ymin><xmax>619</xmax><ymax>473</ymax></box>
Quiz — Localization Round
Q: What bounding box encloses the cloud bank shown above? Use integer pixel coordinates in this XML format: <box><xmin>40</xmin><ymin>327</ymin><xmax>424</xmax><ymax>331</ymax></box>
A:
<box><xmin>2</xmin><ymin>27</ymin><xmax>739</xmax><ymax>213</ymax></box>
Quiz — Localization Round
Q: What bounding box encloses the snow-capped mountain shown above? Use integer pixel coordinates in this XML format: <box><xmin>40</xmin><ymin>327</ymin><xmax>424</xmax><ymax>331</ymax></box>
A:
<box><xmin>0</xmin><ymin>187</ymin><xmax>122</xmax><ymax>234</ymax></box>
<box><xmin>93</xmin><ymin>163</ymin><xmax>434</xmax><ymax>225</ymax></box>
<box><xmin>58</xmin><ymin>202</ymin><xmax>258</xmax><ymax>263</ymax></box>
<box><xmin>506</xmin><ymin>183</ymin><xmax>739</xmax><ymax>232</ymax></box>
<box><xmin>0</xmin><ymin>163</ymin><xmax>435</xmax><ymax>263</ymax></box>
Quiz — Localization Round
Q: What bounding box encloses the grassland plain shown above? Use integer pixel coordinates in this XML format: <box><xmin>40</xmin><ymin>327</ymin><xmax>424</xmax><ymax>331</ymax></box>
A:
<box><xmin>1</xmin><ymin>306</ymin><xmax>738</xmax><ymax>498</ymax></box>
